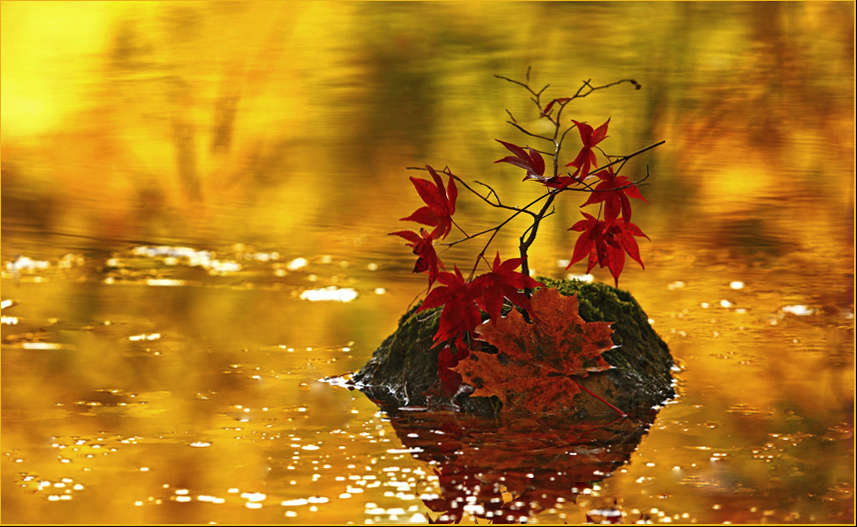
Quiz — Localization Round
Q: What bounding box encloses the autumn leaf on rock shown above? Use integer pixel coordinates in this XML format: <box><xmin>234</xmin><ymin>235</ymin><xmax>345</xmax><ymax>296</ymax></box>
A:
<box><xmin>454</xmin><ymin>287</ymin><xmax>615</xmax><ymax>415</ymax></box>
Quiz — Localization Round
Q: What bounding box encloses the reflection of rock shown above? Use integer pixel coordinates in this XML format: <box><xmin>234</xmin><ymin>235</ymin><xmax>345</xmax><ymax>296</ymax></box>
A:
<box><xmin>386</xmin><ymin>408</ymin><xmax>658</xmax><ymax>524</ymax></box>
<box><xmin>354</xmin><ymin>278</ymin><xmax>674</xmax><ymax>418</ymax></box>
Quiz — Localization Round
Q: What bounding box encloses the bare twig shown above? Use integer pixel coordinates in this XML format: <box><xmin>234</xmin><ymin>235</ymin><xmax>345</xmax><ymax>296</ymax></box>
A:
<box><xmin>504</xmin><ymin>121</ymin><xmax>554</xmax><ymax>143</ymax></box>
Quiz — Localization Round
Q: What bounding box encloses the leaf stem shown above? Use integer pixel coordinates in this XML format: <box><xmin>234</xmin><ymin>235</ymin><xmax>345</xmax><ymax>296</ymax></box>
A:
<box><xmin>569</xmin><ymin>378</ymin><xmax>628</xmax><ymax>417</ymax></box>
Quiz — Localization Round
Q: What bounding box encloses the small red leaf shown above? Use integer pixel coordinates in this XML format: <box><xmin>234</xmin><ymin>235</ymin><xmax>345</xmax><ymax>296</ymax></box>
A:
<box><xmin>390</xmin><ymin>229</ymin><xmax>445</xmax><ymax>286</ymax></box>
<box><xmin>495</xmin><ymin>140</ymin><xmax>546</xmax><ymax>180</ymax></box>
<box><xmin>400</xmin><ymin>165</ymin><xmax>458</xmax><ymax>239</ymax></box>
<box><xmin>566</xmin><ymin>118</ymin><xmax>611</xmax><ymax>182</ymax></box>
<box><xmin>542</xmin><ymin>97</ymin><xmax>571</xmax><ymax>115</ymax></box>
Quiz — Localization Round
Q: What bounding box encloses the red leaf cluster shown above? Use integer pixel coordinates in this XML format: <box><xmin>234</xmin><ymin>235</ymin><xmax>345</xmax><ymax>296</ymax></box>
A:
<box><xmin>419</xmin><ymin>265</ymin><xmax>484</xmax><ymax>348</ymax></box>
<box><xmin>471</xmin><ymin>252</ymin><xmax>544</xmax><ymax>321</ymax></box>
<box><xmin>494</xmin><ymin>114</ymin><xmax>648</xmax><ymax>285</ymax></box>
<box><xmin>567</xmin><ymin>212</ymin><xmax>648</xmax><ymax>287</ymax></box>
<box><xmin>419</xmin><ymin>254</ymin><xmax>544</xmax><ymax>348</ymax></box>
<box><xmin>413</xmin><ymin>254</ymin><xmax>543</xmax><ymax>398</ymax></box>
<box><xmin>390</xmin><ymin>165</ymin><xmax>457</xmax><ymax>287</ymax></box>
<box><xmin>393</xmin><ymin>163</ymin><xmax>544</xmax><ymax>366</ymax></box>
<box><xmin>391</xmin><ymin>77</ymin><xmax>658</xmax><ymax>402</ymax></box>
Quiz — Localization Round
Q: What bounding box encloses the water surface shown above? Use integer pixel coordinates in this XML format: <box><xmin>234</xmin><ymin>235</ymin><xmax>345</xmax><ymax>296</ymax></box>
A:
<box><xmin>2</xmin><ymin>1</ymin><xmax>853</xmax><ymax>524</ymax></box>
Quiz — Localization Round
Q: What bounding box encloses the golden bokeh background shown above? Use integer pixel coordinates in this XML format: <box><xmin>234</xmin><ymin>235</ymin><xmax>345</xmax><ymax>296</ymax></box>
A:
<box><xmin>2</xmin><ymin>1</ymin><xmax>853</xmax><ymax>524</ymax></box>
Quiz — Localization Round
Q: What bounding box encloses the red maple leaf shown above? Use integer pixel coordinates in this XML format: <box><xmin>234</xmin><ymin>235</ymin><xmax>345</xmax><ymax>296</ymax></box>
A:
<box><xmin>494</xmin><ymin>140</ymin><xmax>546</xmax><ymax>181</ymax></box>
<box><xmin>400</xmin><ymin>165</ymin><xmax>458</xmax><ymax>239</ymax></box>
<box><xmin>566</xmin><ymin>118</ymin><xmax>610</xmax><ymax>182</ymax></box>
<box><xmin>419</xmin><ymin>265</ymin><xmax>483</xmax><ymax>348</ymax></box>
<box><xmin>542</xmin><ymin>97</ymin><xmax>572</xmax><ymax>116</ymax></box>
<box><xmin>454</xmin><ymin>287</ymin><xmax>615</xmax><ymax>415</ymax></box>
<box><xmin>471</xmin><ymin>252</ymin><xmax>544</xmax><ymax>321</ymax></box>
<box><xmin>579</xmin><ymin>165</ymin><xmax>647</xmax><ymax>223</ymax></box>
<box><xmin>390</xmin><ymin>228</ymin><xmax>445</xmax><ymax>287</ymax></box>
<box><xmin>566</xmin><ymin>212</ymin><xmax>648</xmax><ymax>287</ymax></box>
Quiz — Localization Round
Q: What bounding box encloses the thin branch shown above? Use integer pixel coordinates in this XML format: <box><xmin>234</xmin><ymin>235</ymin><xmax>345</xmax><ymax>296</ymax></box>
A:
<box><xmin>461</xmin><ymin>176</ymin><xmax>539</xmax><ymax>217</ymax></box>
<box><xmin>471</xmin><ymin>180</ymin><xmax>537</xmax><ymax>217</ymax></box>
<box><xmin>577</xmin><ymin>141</ymin><xmax>665</xmax><ymax>178</ymax></box>
<box><xmin>467</xmin><ymin>229</ymin><xmax>500</xmax><ymax>281</ymax></box>
<box><xmin>473</xmin><ymin>180</ymin><xmax>501</xmax><ymax>204</ymax></box>
<box><xmin>505</xmin><ymin>121</ymin><xmax>554</xmax><ymax>143</ymax></box>
<box><xmin>494</xmin><ymin>74</ymin><xmax>530</xmax><ymax>91</ymax></box>
<box><xmin>442</xmin><ymin>189</ymin><xmax>554</xmax><ymax>249</ymax></box>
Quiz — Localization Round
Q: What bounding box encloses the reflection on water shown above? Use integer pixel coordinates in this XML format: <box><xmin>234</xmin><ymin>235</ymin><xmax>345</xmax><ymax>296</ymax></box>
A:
<box><xmin>2</xmin><ymin>1</ymin><xmax>854</xmax><ymax>525</ymax></box>
<box><xmin>384</xmin><ymin>410</ymin><xmax>659</xmax><ymax>524</ymax></box>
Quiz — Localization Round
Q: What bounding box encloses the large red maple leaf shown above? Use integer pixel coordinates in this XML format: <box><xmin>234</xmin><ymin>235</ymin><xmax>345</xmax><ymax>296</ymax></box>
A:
<box><xmin>399</xmin><ymin>165</ymin><xmax>458</xmax><ymax>239</ymax></box>
<box><xmin>454</xmin><ymin>287</ymin><xmax>615</xmax><ymax>415</ymax></box>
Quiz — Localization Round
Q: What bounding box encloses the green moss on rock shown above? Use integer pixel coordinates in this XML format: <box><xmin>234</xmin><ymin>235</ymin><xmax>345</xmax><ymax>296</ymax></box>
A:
<box><xmin>354</xmin><ymin>279</ymin><xmax>674</xmax><ymax>417</ymax></box>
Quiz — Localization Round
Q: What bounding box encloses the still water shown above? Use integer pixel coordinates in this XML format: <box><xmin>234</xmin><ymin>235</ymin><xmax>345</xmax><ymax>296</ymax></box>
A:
<box><xmin>2</xmin><ymin>1</ymin><xmax>853</xmax><ymax>524</ymax></box>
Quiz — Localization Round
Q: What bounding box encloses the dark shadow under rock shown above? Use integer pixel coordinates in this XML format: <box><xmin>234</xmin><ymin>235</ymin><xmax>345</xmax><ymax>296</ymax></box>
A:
<box><xmin>353</xmin><ymin>278</ymin><xmax>674</xmax><ymax>418</ymax></box>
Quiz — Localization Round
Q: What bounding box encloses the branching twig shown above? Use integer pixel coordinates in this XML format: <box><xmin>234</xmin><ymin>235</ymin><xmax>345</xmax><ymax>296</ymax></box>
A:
<box><xmin>406</xmin><ymin>73</ymin><xmax>660</xmax><ymax>281</ymax></box>
<box><xmin>427</xmin><ymin>138</ymin><xmax>663</xmax><ymax>279</ymax></box>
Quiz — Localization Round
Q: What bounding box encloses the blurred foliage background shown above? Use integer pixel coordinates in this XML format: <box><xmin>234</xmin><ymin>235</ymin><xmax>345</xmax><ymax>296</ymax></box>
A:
<box><xmin>3</xmin><ymin>1</ymin><xmax>852</xmax><ymax>260</ymax></box>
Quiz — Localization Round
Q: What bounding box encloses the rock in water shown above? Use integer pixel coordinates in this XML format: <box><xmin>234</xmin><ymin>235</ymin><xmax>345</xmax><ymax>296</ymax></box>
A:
<box><xmin>354</xmin><ymin>278</ymin><xmax>674</xmax><ymax>418</ymax></box>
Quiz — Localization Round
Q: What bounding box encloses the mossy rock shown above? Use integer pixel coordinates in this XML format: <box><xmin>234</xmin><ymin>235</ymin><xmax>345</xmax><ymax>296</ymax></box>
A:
<box><xmin>354</xmin><ymin>278</ymin><xmax>674</xmax><ymax>418</ymax></box>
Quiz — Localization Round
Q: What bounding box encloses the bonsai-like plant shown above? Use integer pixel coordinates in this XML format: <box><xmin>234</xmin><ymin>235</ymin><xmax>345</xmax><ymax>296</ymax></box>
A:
<box><xmin>390</xmin><ymin>70</ymin><xmax>664</xmax><ymax>414</ymax></box>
